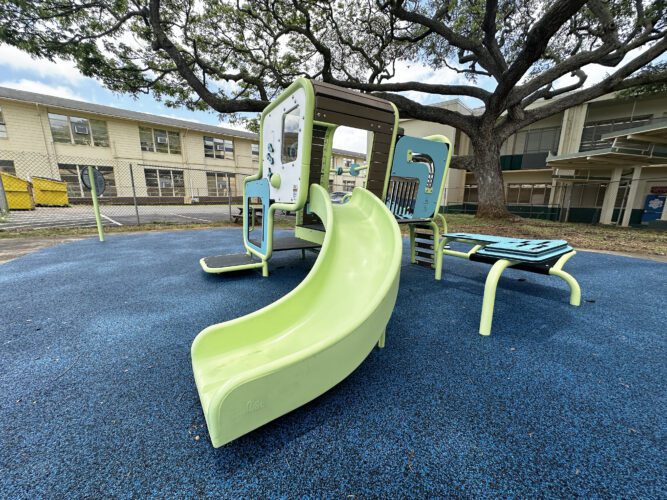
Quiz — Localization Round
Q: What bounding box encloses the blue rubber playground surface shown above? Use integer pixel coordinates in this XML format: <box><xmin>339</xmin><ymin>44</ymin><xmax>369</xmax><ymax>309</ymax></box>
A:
<box><xmin>1</xmin><ymin>229</ymin><xmax>665</xmax><ymax>497</ymax></box>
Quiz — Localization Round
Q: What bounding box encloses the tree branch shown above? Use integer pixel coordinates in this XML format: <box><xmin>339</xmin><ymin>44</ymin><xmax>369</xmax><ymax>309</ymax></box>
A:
<box><xmin>147</xmin><ymin>0</ymin><xmax>267</xmax><ymax>113</ymax></box>
<box><xmin>372</xmin><ymin>91</ymin><xmax>478</xmax><ymax>135</ymax></box>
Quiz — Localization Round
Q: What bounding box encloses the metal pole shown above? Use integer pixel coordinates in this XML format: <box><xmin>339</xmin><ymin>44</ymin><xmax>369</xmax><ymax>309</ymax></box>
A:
<box><xmin>88</xmin><ymin>165</ymin><xmax>105</xmax><ymax>242</ymax></box>
<box><xmin>0</xmin><ymin>175</ymin><xmax>9</xmax><ymax>215</ymax></box>
<box><xmin>129</xmin><ymin>163</ymin><xmax>140</xmax><ymax>225</ymax></box>
<box><xmin>227</xmin><ymin>173</ymin><xmax>233</xmax><ymax>223</ymax></box>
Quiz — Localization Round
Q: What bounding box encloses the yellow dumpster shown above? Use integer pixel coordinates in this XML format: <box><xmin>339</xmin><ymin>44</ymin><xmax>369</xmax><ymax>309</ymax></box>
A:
<box><xmin>0</xmin><ymin>172</ymin><xmax>34</xmax><ymax>210</ymax></box>
<box><xmin>32</xmin><ymin>176</ymin><xmax>69</xmax><ymax>207</ymax></box>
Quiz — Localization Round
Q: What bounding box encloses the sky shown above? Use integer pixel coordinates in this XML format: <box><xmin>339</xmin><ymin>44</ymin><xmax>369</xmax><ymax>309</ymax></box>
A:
<box><xmin>0</xmin><ymin>43</ymin><xmax>659</xmax><ymax>153</ymax></box>
<box><xmin>0</xmin><ymin>43</ymin><xmax>483</xmax><ymax>153</ymax></box>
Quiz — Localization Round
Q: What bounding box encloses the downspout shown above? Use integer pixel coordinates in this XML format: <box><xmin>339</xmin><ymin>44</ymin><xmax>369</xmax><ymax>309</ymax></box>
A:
<box><xmin>35</xmin><ymin>103</ymin><xmax>57</xmax><ymax>178</ymax></box>
<box><xmin>182</xmin><ymin>127</ymin><xmax>194</xmax><ymax>199</ymax></box>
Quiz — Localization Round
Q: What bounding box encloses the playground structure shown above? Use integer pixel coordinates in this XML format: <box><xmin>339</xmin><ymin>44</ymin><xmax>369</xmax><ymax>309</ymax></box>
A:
<box><xmin>192</xmin><ymin>78</ymin><xmax>582</xmax><ymax>447</ymax></box>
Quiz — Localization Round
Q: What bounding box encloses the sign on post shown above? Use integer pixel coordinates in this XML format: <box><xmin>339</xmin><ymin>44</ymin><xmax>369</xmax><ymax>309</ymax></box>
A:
<box><xmin>80</xmin><ymin>167</ymin><xmax>106</xmax><ymax>196</ymax></box>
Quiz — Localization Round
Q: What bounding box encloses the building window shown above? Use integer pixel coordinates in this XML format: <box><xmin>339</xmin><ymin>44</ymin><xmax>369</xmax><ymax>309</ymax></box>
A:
<box><xmin>580</xmin><ymin>115</ymin><xmax>652</xmax><ymax>151</ymax></box>
<box><xmin>251</xmin><ymin>143</ymin><xmax>259</xmax><ymax>159</ymax></box>
<box><xmin>48</xmin><ymin>113</ymin><xmax>109</xmax><ymax>147</ymax></box>
<box><xmin>0</xmin><ymin>159</ymin><xmax>15</xmax><ymax>174</ymax></box>
<box><xmin>57</xmin><ymin>164</ymin><xmax>117</xmax><ymax>198</ymax></box>
<box><xmin>204</xmin><ymin>136</ymin><xmax>234</xmax><ymax>159</ymax></box>
<box><xmin>282</xmin><ymin>106</ymin><xmax>300</xmax><ymax>163</ymax></box>
<box><xmin>342</xmin><ymin>180</ymin><xmax>355</xmax><ymax>192</ymax></box>
<box><xmin>463</xmin><ymin>184</ymin><xmax>478</xmax><ymax>203</ymax></box>
<box><xmin>49</xmin><ymin>114</ymin><xmax>71</xmax><ymax>143</ymax></box>
<box><xmin>523</xmin><ymin>127</ymin><xmax>561</xmax><ymax>154</ymax></box>
<box><xmin>206</xmin><ymin>172</ymin><xmax>235</xmax><ymax>197</ymax></box>
<box><xmin>139</xmin><ymin>127</ymin><xmax>154</xmax><ymax>152</ymax></box>
<box><xmin>144</xmin><ymin>167</ymin><xmax>185</xmax><ymax>197</ymax></box>
<box><xmin>506</xmin><ymin>183</ymin><xmax>552</xmax><ymax>205</ymax></box>
<box><xmin>0</xmin><ymin>107</ymin><xmax>7</xmax><ymax>138</ymax></box>
<box><xmin>139</xmin><ymin>127</ymin><xmax>181</xmax><ymax>154</ymax></box>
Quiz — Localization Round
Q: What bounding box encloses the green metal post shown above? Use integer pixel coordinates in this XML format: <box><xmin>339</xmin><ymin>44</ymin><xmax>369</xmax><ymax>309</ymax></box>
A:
<box><xmin>549</xmin><ymin>250</ymin><xmax>581</xmax><ymax>306</ymax></box>
<box><xmin>88</xmin><ymin>166</ymin><xmax>105</xmax><ymax>242</ymax></box>
<box><xmin>479</xmin><ymin>259</ymin><xmax>513</xmax><ymax>336</ymax></box>
<box><xmin>409</xmin><ymin>225</ymin><xmax>416</xmax><ymax>264</ymax></box>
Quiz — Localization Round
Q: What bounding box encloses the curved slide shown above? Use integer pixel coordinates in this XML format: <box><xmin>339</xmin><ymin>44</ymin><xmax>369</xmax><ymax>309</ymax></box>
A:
<box><xmin>191</xmin><ymin>184</ymin><xmax>402</xmax><ymax>447</ymax></box>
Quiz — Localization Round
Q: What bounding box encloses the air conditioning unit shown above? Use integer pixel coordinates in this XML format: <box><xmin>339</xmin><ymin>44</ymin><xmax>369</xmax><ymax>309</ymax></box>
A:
<box><xmin>73</xmin><ymin>124</ymin><xmax>89</xmax><ymax>135</ymax></box>
<box><xmin>156</xmin><ymin>136</ymin><xmax>168</xmax><ymax>144</ymax></box>
<box><xmin>215</xmin><ymin>143</ymin><xmax>225</xmax><ymax>151</ymax></box>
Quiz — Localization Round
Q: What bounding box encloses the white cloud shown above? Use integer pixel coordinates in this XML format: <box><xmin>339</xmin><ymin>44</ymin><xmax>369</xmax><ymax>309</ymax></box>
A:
<box><xmin>332</xmin><ymin>126</ymin><xmax>368</xmax><ymax>153</ymax></box>
<box><xmin>219</xmin><ymin>120</ymin><xmax>254</xmax><ymax>132</ymax></box>
<box><xmin>540</xmin><ymin>46</ymin><xmax>665</xmax><ymax>92</ymax></box>
<box><xmin>0</xmin><ymin>44</ymin><xmax>86</xmax><ymax>85</ymax></box>
<box><xmin>385</xmin><ymin>59</ymin><xmax>491</xmax><ymax>107</ymax></box>
<box><xmin>0</xmin><ymin>79</ymin><xmax>85</xmax><ymax>100</ymax></box>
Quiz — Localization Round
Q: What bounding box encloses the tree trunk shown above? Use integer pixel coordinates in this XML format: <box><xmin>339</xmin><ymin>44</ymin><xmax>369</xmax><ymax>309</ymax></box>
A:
<box><xmin>470</xmin><ymin>135</ymin><xmax>511</xmax><ymax>219</ymax></box>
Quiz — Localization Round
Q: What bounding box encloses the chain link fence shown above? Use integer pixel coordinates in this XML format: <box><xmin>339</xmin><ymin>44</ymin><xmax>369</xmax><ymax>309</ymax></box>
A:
<box><xmin>0</xmin><ymin>150</ymin><xmax>257</xmax><ymax>232</ymax></box>
<box><xmin>3</xmin><ymin>149</ymin><xmax>660</xmax><ymax>232</ymax></box>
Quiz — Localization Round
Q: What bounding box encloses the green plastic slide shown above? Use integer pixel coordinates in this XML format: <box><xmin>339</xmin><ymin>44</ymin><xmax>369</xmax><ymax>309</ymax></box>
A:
<box><xmin>191</xmin><ymin>184</ymin><xmax>402</xmax><ymax>447</ymax></box>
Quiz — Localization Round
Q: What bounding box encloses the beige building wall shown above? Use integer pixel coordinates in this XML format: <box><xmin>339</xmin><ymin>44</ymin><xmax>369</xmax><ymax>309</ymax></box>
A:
<box><xmin>0</xmin><ymin>98</ymin><xmax>274</xmax><ymax>199</ymax></box>
<box><xmin>558</xmin><ymin>104</ymin><xmax>588</xmax><ymax>154</ymax></box>
<box><xmin>329</xmin><ymin>152</ymin><xmax>367</xmax><ymax>191</ymax></box>
<box><xmin>0</xmin><ymin>93</ymin><xmax>371</xmax><ymax>201</ymax></box>
<box><xmin>3</xmin><ymin>88</ymin><xmax>666</xmax><ymax>225</ymax></box>
<box><xmin>444</xmin><ymin>168</ymin><xmax>466</xmax><ymax>204</ymax></box>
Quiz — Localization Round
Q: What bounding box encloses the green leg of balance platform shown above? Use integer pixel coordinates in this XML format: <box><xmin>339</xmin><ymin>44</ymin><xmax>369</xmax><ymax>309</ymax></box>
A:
<box><xmin>479</xmin><ymin>251</ymin><xmax>581</xmax><ymax>335</ymax></box>
<box><xmin>548</xmin><ymin>250</ymin><xmax>581</xmax><ymax>306</ymax></box>
<box><xmin>436</xmin><ymin>240</ymin><xmax>581</xmax><ymax>336</ymax></box>
<box><xmin>479</xmin><ymin>259</ymin><xmax>514</xmax><ymax>336</ymax></box>
<box><xmin>191</xmin><ymin>184</ymin><xmax>402</xmax><ymax>447</ymax></box>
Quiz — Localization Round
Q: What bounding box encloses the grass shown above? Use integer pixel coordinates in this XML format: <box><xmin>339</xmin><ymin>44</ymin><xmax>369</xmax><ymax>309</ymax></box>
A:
<box><xmin>442</xmin><ymin>214</ymin><xmax>667</xmax><ymax>257</ymax></box>
<box><xmin>0</xmin><ymin>214</ymin><xmax>665</xmax><ymax>257</ymax></box>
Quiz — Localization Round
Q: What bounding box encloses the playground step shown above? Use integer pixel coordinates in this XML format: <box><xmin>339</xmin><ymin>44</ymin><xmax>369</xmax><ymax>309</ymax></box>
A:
<box><xmin>413</xmin><ymin>225</ymin><xmax>437</xmax><ymax>267</ymax></box>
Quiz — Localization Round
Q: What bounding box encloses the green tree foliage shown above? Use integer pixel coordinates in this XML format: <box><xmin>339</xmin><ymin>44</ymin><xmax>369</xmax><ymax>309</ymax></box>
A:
<box><xmin>1</xmin><ymin>0</ymin><xmax>666</xmax><ymax>217</ymax></box>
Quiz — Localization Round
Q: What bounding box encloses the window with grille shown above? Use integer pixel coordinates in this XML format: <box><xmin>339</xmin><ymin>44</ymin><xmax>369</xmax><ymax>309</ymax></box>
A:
<box><xmin>251</xmin><ymin>143</ymin><xmax>259</xmax><ymax>159</ymax></box>
<box><xmin>342</xmin><ymin>180</ymin><xmax>355</xmax><ymax>192</ymax></box>
<box><xmin>139</xmin><ymin>126</ymin><xmax>181</xmax><ymax>154</ymax></box>
<box><xmin>0</xmin><ymin>107</ymin><xmax>7</xmax><ymax>138</ymax></box>
<box><xmin>57</xmin><ymin>164</ymin><xmax>116</xmax><ymax>198</ymax></box>
<box><xmin>579</xmin><ymin>115</ymin><xmax>652</xmax><ymax>151</ymax></box>
<box><xmin>505</xmin><ymin>183</ymin><xmax>552</xmax><ymax>205</ymax></box>
<box><xmin>206</xmin><ymin>171</ymin><xmax>235</xmax><ymax>196</ymax></box>
<box><xmin>463</xmin><ymin>184</ymin><xmax>478</xmax><ymax>203</ymax></box>
<box><xmin>48</xmin><ymin>113</ymin><xmax>109</xmax><ymax>146</ymax></box>
<box><xmin>204</xmin><ymin>136</ymin><xmax>234</xmax><ymax>159</ymax></box>
<box><xmin>523</xmin><ymin>127</ymin><xmax>561</xmax><ymax>154</ymax></box>
<box><xmin>143</xmin><ymin>167</ymin><xmax>185</xmax><ymax>196</ymax></box>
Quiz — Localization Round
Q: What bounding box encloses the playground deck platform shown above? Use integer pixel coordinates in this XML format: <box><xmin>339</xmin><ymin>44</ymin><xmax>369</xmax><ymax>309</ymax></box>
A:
<box><xmin>0</xmin><ymin>229</ymin><xmax>664</xmax><ymax>497</ymax></box>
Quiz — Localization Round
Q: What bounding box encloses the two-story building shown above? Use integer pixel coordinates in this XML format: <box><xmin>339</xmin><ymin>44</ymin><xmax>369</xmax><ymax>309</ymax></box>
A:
<box><xmin>400</xmin><ymin>91</ymin><xmax>667</xmax><ymax>226</ymax></box>
<box><xmin>0</xmin><ymin>86</ymin><xmax>366</xmax><ymax>206</ymax></box>
<box><xmin>3</xmin><ymin>85</ymin><xmax>666</xmax><ymax>226</ymax></box>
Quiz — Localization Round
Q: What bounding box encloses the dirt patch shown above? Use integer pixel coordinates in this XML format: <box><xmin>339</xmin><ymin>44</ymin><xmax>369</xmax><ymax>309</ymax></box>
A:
<box><xmin>0</xmin><ymin>236</ymin><xmax>90</xmax><ymax>264</ymax></box>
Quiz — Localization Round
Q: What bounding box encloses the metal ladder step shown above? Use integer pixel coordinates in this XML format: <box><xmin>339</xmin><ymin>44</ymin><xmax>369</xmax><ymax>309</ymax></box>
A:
<box><xmin>413</xmin><ymin>226</ymin><xmax>436</xmax><ymax>267</ymax></box>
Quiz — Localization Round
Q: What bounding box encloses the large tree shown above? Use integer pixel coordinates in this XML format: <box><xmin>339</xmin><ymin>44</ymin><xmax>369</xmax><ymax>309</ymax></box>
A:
<box><xmin>2</xmin><ymin>0</ymin><xmax>666</xmax><ymax>217</ymax></box>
